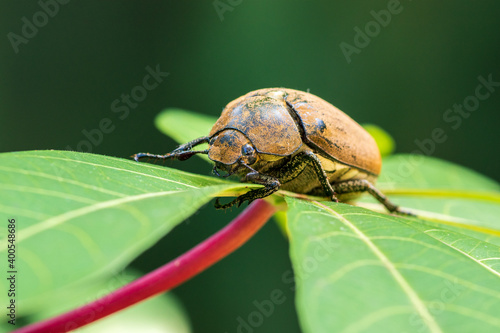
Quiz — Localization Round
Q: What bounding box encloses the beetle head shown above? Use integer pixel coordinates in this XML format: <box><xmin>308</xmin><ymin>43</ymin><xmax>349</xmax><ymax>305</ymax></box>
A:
<box><xmin>208</xmin><ymin>129</ymin><xmax>257</xmax><ymax>175</ymax></box>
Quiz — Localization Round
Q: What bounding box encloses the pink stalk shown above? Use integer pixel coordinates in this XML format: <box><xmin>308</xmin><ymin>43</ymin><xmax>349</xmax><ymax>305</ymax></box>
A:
<box><xmin>16</xmin><ymin>199</ymin><xmax>277</xmax><ymax>333</ymax></box>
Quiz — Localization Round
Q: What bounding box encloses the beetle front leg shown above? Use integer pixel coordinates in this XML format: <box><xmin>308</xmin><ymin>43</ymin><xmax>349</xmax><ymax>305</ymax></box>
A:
<box><xmin>333</xmin><ymin>179</ymin><xmax>414</xmax><ymax>216</ymax></box>
<box><xmin>133</xmin><ymin>136</ymin><xmax>210</xmax><ymax>162</ymax></box>
<box><xmin>133</xmin><ymin>149</ymin><xmax>209</xmax><ymax>162</ymax></box>
<box><xmin>214</xmin><ymin>172</ymin><xmax>281</xmax><ymax>210</ymax></box>
<box><xmin>172</xmin><ymin>136</ymin><xmax>210</xmax><ymax>152</ymax></box>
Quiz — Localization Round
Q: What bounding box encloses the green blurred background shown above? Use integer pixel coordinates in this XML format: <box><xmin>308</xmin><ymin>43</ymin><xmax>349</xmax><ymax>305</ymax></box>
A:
<box><xmin>1</xmin><ymin>1</ymin><xmax>499</xmax><ymax>332</ymax></box>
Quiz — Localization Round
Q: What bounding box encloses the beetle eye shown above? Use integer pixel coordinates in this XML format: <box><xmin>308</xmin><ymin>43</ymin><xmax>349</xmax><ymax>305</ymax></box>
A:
<box><xmin>209</xmin><ymin>136</ymin><xmax>217</xmax><ymax>145</ymax></box>
<box><xmin>241</xmin><ymin>144</ymin><xmax>254</xmax><ymax>156</ymax></box>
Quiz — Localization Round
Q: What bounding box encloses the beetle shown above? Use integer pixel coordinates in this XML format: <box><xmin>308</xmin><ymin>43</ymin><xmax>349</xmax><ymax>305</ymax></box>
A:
<box><xmin>134</xmin><ymin>88</ymin><xmax>409</xmax><ymax>214</ymax></box>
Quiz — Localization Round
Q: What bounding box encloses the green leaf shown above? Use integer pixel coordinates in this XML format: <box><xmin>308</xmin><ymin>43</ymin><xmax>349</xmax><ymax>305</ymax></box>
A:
<box><xmin>78</xmin><ymin>290</ymin><xmax>191</xmax><ymax>333</ymax></box>
<box><xmin>26</xmin><ymin>270</ymin><xmax>192</xmax><ymax>333</ymax></box>
<box><xmin>359</xmin><ymin>155</ymin><xmax>500</xmax><ymax>234</ymax></box>
<box><xmin>287</xmin><ymin>155</ymin><xmax>500</xmax><ymax>332</ymax></box>
<box><xmin>4</xmin><ymin>108</ymin><xmax>499</xmax><ymax>333</ymax></box>
<box><xmin>0</xmin><ymin>150</ymin><xmax>250</xmax><ymax>314</ymax></box>
<box><xmin>287</xmin><ymin>199</ymin><xmax>500</xmax><ymax>333</ymax></box>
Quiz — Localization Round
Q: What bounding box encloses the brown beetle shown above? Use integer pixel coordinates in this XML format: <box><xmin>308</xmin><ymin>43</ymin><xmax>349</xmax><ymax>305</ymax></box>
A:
<box><xmin>134</xmin><ymin>88</ymin><xmax>407</xmax><ymax>214</ymax></box>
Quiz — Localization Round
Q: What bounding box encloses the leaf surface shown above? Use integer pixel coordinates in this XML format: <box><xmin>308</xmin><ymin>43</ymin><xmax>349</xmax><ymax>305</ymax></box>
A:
<box><xmin>287</xmin><ymin>198</ymin><xmax>500</xmax><ymax>333</ymax></box>
<box><xmin>0</xmin><ymin>150</ymin><xmax>249</xmax><ymax>313</ymax></box>
<box><xmin>365</xmin><ymin>155</ymin><xmax>500</xmax><ymax>233</ymax></box>
<box><xmin>287</xmin><ymin>155</ymin><xmax>500</xmax><ymax>333</ymax></box>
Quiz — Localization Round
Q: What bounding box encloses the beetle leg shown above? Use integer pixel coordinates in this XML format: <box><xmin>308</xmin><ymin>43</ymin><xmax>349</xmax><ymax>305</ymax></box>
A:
<box><xmin>133</xmin><ymin>136</ymin><xmax>210</xmax><ymax>162</ymax></box>
<box><xmin>213</xmin><ymin>165</ymin><xmax>234</xmax><ymax>178</ymax></box>
<box><xmin>132</xmin><ymin>149</ymin><xmax>209</xmax><ymax>162</ymax></box>
<box><xmin>301</xmin><ymin>151</ymin><xmax>338</xmax><ymax>202</ymax></box>
<box><xmin>212</xmin><ymin>165</ymin><xmax>223</xmax><ymax>177</ymax></box>
<box><xmin>276</xmin><ymin>151</ymin><xmax>338</xmax><ymax>202</ymax></box>
<box><xmin>172</xmin><ymin>136</ymin><xmax>210</xmax><ymax>152</ymax></box>
<box><xmin>333</xmin><ymin>179</ymin><xmax>414</xmax><ymax>216</ymax></box>
<box><xmin>214</xmin><ymin>171</ymin><xmax>281</xmax><ymax>210</ymax></box>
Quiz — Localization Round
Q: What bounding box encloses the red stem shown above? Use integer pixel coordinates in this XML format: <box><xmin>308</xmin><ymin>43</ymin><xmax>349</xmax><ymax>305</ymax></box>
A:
<box><xmin>16</xmin><ymin>199</ymin><xmax>277</xmax><ymax>333</ymax></box>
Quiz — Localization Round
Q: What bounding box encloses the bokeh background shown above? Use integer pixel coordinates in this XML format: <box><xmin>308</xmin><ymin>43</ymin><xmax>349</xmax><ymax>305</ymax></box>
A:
<box><xmin>1</xmin><ymin>1</ymin><xmax>499</xmax><ymax>332</ymax></box>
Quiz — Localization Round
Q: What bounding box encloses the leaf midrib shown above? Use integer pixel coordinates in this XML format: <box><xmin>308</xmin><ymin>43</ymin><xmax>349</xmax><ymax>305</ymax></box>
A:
<box><xmin>13</xmin><ymin>154</ymin><xmax>201</xmax><ymax>189</ymax></box>
<box><xmin>312</xmin><ymin>201</ymin><xmax>443</xmax><ymax>333</ymax></box>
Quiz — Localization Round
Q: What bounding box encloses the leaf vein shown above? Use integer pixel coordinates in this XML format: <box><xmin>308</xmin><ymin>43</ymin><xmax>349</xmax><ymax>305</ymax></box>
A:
<box><xmin>0</xmin><ymin>190</ymin><xmax>180</xmax><ymax>247</ymax></box>
<box><xmin>313</xmin><ymin>201</ymin><xmax>443</xmax><ymax>333</ymax></box>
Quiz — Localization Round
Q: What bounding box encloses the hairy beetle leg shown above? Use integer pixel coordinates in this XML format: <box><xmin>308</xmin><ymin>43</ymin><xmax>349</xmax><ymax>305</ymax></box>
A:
<box><xmin>334</xmin><ymin>179</ymin><xmax>415</xmax><ymax>216</ymax></box>
<box><xmin>133</xmin><ymin>136</ymin><xmax>210</xmax><ymax>162</ymax></box>
<box><xmin>214</xmin><ymin>197</ymin><xmax>251</xmax><ymax>210</ymax></box>
<box><xmin>214</xmin><ymin>197</ymin><xmax>235</xmax><ymax>210</ymax></box>
<box><xmin>300</xmin><ymin>151</ymin><xmax>337</xmax><ymax>200</ymax></box>
<box><xmin>132</xmin><ymin>149</ymin><xmax>209</xmax><ymax>162</ymax></box>
<box><xmin>172</xmin><ymin>136</ymin><xmax>210</xmax><ymax>152</ymax></box>
<box><xmin>275</xmin><ymin>150</ymin><xmax>338</xmax><ymax>202</ymax></box>
<box><xmin>214</xmin><ymin>172</ymin><xmax>281</xmax><ymax>210</ymax></box>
